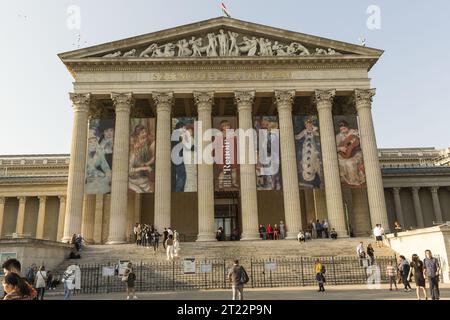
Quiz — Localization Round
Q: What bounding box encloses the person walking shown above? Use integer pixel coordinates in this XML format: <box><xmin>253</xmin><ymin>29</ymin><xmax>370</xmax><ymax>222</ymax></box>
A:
<box><xmin>163</xmin><ymin>228</ymin><xmax>169</xmax><ymax>249</ymax></box>
<box><xmin>122</xmin><ymin>262</ymin><xmax>137</xmax><ymax>300</ymax></box>
<box><xmin>356</xmin><ymin>242</ymin><xmax>366</xmax><ymax>267</ymax></box>
<box><xmin>367</xmin><ymin>243</ymin><xmax>375</xmax><ymax>266</ymax></box>
<box><xmin>2</xmin><ymin>272</ymin><xmax>33</xmax><ymax>300</ymax></box>
<box><xmin>35</xmin><ymin>265</ymin><xmax>47</xmax><ymax>300</ymax></box>
<box><xmin>165</xmin><ymin>235</ymin><xmax>175</xmax><ymax>261</ymax></box>
<box><xmin>227</xmin><ymin>259</ymin><xmax>249</xmax><ymax>300</ymax></box>
<box><xmin>62</xmin><ymin>266</ymin><xmax>76</xmax><ymax>300</ymax></box>
<box><xmin>152</xmin><ymin>229</ymin><xmax>160</xmax><ymax>252</ymax></box>
<box><xmin>314</xmin><ymin>259</ymin><xmax>326</xmax><ymax>292</ymax></box>
<box><xmin>423</xmin><ymin>249</ymin><xmax>441</xmax><ymax>300</ymax></box>
<box><xmin>398</xmin><ymin>255</ymin><xmax>412</xmax><ymax>292</ymax></box>
<box><xmin>386</xmin><ymin>261</ymin><xmax>398</xmax><ymax>291</ymax></box>
<box><xmin>408</xmin><ymin>254</ymin><xmax>427</xmax><ymax>300</ymax></box>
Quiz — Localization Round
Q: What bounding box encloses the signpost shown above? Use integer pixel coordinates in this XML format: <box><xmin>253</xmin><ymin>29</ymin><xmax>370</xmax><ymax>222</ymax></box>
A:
<box><xmin>184</xmin><ymin>258</ymin><xmax>196</xmax><ymax>274</ymax></box>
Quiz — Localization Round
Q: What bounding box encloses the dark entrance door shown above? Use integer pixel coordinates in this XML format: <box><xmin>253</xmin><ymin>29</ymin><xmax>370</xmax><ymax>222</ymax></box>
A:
<box><xmin>214</xmin><ymin>192</ymin><xmax>239</xmax><ymax>241</ymax></box>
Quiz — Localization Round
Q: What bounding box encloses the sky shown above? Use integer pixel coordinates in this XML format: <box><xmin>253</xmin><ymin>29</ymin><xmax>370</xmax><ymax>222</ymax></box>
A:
<box><xmin>0</xmin><ymin>0</ymin><xmax>449</xmax><ymax>155</ymax></box>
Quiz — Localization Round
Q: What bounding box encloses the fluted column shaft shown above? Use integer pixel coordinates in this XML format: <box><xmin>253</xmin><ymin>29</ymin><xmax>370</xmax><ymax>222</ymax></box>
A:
<box><xmin>355</xmin><ymin>89</ymin><xmax>390</xmax><ymax>232</ymax></box>
<box><xmin>313</xmin><ymin>189</ymin><xmax>328</xmax><ymax>221</ymax></box>
<box><xmin>63</xmin><ymin>93</ymin><xmax>92</xmax><ymax>242</ymax></box>
<box><xmin>93</xmin><ymin>195</ymin><xmax>104</xmax><ymax>244</ymax></box>
<box><xmin>36</xmin><ymin>196</ymin><xmax>47</xmax><ymax>239</ymax></box>
<box><xmin>82</xmin><ymin>195</ymin><xmax>96</xmax><ymax>243</ymax></box>
<box><xmin>314</xmin><ymin>89</ymin><xmax>347</xmax><ymax>237</ymax></box>
<box><xmin>153</xmin><ymin>92</ymin><xmax>174</xmax><ymax>230</ymax></box>
<box><xmin>194</xmin><ymin>91</ymin><xmax>216</xmax><ymax>241</ymax></box>
<box><xmin>56</xmin><ymin>196</ymin><xmax>66</xmax><ymax>242</ymax></box>
<box><xmin>430</xmin><ymin>187</ymin><xmax>443</xmax><ymax>223</ymax></box>
<box><xmin>275</xmin><ymin>90</ymin><xmax>302</xmax><ymax>238</ymax></box>
<box><xmin>392</xmin><ymin>188</ymin><xmax>405</xmax><ymax>227</ymax></box>
<box><xmin>16</xmin><ymin>196</ymin><xmax>27</xmax><ymax>236</ymax></box>
<box><xmin>235</xmin><ymin>91</ymin><xmax>259</xmax><ymax>240</ymax></box>
<box><xmin>0</xmin><ymin>197</ymin><xmax>5</xmax><ymax>238</ymax></box>
<box><xmin>411</xmin><ymin>187</ymin><xmax>424</xmax><ymax>228</ymax></box>
<box><xmin>107</xmin><ymin>93</ymin><xmax>133</xmax><ymax>244</ymax></box>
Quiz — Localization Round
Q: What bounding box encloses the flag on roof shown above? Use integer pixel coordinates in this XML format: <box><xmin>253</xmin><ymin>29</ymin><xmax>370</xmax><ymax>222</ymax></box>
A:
<box><xmin>221</xmin><ymin>2</ymin><xmax>231</xmax><ymax>18</ymax></box>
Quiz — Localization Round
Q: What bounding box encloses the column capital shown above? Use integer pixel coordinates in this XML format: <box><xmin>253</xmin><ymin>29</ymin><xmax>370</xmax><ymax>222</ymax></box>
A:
<box><xmin>194</xmin><ymin>91</ymin><xmax>214</xmax><ymax>113</ymax></box>
<box><xmin>314</xmin><ymin>89</ymin><xmax>336</xmax><ymax>110</ymax></box>
<box><xmin>152</xmin><ymin>92</ymin><xmax>174</xmax><ymax>113</ymax></box>
<box><xmin>234</xmin><ymin>90</ymin><xmax>255</xmax><ymax>112</ymax></box>
<box><xmin>411</xmin><ymin>186</ymin><xmax>420</xmax><ymax>193</ymax></box>
<box><xmin>69</xmin><ymin>93</ymin><xmax>93</xmax><ymax>112</ymax></box>
<box><xmin>58</xmin><ymin>195</ymin><xmax>67</xmax><ymax>202</ymax></box>
<box><xmin>392</xmin><ymin>187</ymin><xmax>401</xmax><ymax>194</ymax></box>
<box><xmin>17</xmin><ymin>196</ymin><xmax>26</xmax><ymax>204</ymax></box>
<box><xmin>111</xmin><ymin>92</ymin><xmax>134</xmax><ymax>113</ymax></box>
<box><xmin>38</xmin><ymin>196</ymin><xmax>47</xmax><ymax>202</ymax></box>
<box><xmin>274</xmin><ymin>90</ymin><xmax>295</xmax><ymax>112</ymax></box>
<box><xmin>430</xmin><ymin>186</ymin><xmax>439</xmax><ymax>194</ymax></box>
<box><xmin>354</xmin><ymin>89</ymin><xmax>376</xmax><ymax>110</ymax></box>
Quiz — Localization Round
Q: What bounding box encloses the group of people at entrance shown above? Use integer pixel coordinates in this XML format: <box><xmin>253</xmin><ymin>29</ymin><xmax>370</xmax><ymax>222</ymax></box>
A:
<box><xmin>133</xmin><ymin>224</ymin><xmax>181</xmax><ymax>260</ymax></box>
<box><xmin>258</xmin><ymin>221</ymin><xmax>286</xmax><ymax>240</ymax></box>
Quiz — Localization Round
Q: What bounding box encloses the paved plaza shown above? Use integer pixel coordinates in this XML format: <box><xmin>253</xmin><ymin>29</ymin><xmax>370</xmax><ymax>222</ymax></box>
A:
<box><xmin>45</xmin><ymin>284</ymin><xmax>450</xmax><ymax>300</ymax></box>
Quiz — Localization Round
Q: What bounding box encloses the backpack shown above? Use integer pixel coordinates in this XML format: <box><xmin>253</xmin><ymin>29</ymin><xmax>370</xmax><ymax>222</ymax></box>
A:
<box><xmin>239</xmin><ymin>267</ymin><xmax>249</xmax><ymax>284</ymax></box>
<box><xmin>127</xmin><ymin>272</ymin><xmax>136</xmax><ymax>282</ymax></box>
<box><xmin>321</xmin><ymin>265</ymin><xmax>326</xmax><ymax>274</ymax></box>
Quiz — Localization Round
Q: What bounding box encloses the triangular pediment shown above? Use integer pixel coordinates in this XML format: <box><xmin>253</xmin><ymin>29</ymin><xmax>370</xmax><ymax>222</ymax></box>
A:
<box><xmin>59</xmin><ymin>17</ymin><xmax>383</xmax><ymax>61</ymax></box>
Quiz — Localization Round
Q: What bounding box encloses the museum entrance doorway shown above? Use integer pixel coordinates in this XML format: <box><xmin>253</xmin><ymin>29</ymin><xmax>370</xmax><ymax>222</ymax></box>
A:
<box><xmin>214</xmin><ymin>192</ymin><xmax>239</xmax><ymax>241</ymax></box>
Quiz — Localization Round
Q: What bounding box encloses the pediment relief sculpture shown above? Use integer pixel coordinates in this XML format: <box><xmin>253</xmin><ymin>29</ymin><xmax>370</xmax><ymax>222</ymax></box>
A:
<box><xmin>100</xmin><ymin>29</ymin><xmax>343</xmax><ymax>59</ymax></box>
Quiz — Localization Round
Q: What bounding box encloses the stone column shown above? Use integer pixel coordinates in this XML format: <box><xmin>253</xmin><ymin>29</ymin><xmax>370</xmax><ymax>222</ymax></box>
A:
<box><xmin>107</xmin><ymin>93</ymin><xmax>134</xmax><ymax>244</ymax></box>
<box><xmin>63</xmin><ymin>93</ymin><xmax>92</xmax><ymax>242</ymax></box>
<box><xmin>82</xmin><ymin>195</ymin><xmax>96</xmax><ymax>243</ymax></box>
<box><xmin>275</xmin><ymin>90</ymin><xmax>302</xmax><ymax>238</ymax></box>
<box><xmin>313</xmin><ymin>189</ymin><xmax>328</xmax><ymax>221</ymax></box>
<box><xmin>235</xmin><ymin>90</ymin><xmax>260</xmax><ymax>240</ymax></box>
<box><xmin>56</xmin><ymin>196</ymin><xmax>66</xmax><ymax>242</ymax></box>
<box><xmin>430</xmin><ymin>187</ymin><xmax>443</xmax><ymax>223</ymax></box>
<box><xmin>194</xmin><ymin>91</ymin><xmax>216</xmax><ymax>241</ymax></box>
<box><xmin>411</xmin><ymin>187</ymin><xmax>424</xmax><ymax>228</ymax></box>
<box><xmin>36</xmin><ymin>196</ymin><xmax>47</xmax><ymax>239</ymax></box>
<box><xmin>305</xmin><ymin>189</ymin><xmax>316</xmax><ymax>223</ymax></box>
<box><xmin>0</xmin><ymin>197</ymin><xmax>5</xmax><ymax>238</ymax></box>
<box><xmin>93</xmin><ymin>195</ymin><xmax>104</xmax><ymax>244</ymax></box>
<box><xmin>134</xmin><ymin>193</ymin><xmax>141</xmax><ymax>226</ymax></box>
<box><xmin>314</xmin><ymin>89</ymin><xmax>347</xmax><ymax>237</ymax></box>
<box><xmin>355</xmin><ymin>89</ymin><xmax>390</xmax><ymax>232</ymax></box>
<box><xmin>153</xmin><ymin>92</ymin><xmax>174</xmax><ymax>230</ymax></box>
<box><xmin>392</xmin><ymin>188</ymin><xmax>405</xmax><ymax>227</ymax></box>
<box><xmin>16</xmin><ymin>196</ymin><xmax>27</xmax><ymax>237</ymax></box>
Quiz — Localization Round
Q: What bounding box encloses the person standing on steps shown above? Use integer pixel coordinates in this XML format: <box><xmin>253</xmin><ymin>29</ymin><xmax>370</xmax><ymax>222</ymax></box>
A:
<box><xmin>162</xmin><ymin>228</ymin><xmax>169</xmax><ymax>249</ymax></box>
<box><xmin>366</xmin><ymin>243</ymin><xmax>375</xmax><ymax>266</ymax></box>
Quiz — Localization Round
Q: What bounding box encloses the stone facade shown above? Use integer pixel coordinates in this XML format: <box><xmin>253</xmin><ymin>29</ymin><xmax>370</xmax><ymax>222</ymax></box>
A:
<box><xmin>0</xmin><ymin>18</ymin><xmax>449</xmax><ymax>243</ymax></box>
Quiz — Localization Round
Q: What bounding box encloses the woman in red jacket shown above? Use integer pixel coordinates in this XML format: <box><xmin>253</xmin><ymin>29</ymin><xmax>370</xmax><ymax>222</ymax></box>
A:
<box><xmin>267</xmin><ymin>224</ymin><xmax>274</xmax><ymax>240</ymax></box>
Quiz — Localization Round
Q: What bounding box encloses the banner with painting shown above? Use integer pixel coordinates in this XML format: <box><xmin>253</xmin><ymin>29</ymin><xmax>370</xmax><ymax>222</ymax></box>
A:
<box><xmin>213</xmin><ymin>117</ymin><xmax>240</xmax><ymax>192</ymax></box>
<box><xmin>171</xmin><ymin>117</ymin><xmax>197</xmax><ymax>192</ymax></box>
<box><xmin>293</xmin><ymin>116</ymin><xmax>324</xmax><ymax>188</ymax></box>
<box><xmin>253</xmin><ymin>116</ymin><xmax>282</xmax><ymax>190</ymax></box>
<box><xmin>333</xmin><ymin>115</ymin><xmax>366</xmax><ymax>188</ymax></box>
<box><xmin>85</xmin><ymin>119</ymin><xmax>115</xmax><ymax>194</ymax></box>
<box><xmin>128</xmin><ymin>118</ymin><xmax>156</xmax><ymax>193</ymax></box>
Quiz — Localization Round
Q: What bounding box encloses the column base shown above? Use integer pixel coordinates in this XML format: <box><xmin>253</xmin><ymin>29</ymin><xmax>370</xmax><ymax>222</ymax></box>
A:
<box><xmin>240</xmin><ymin>233</ymin><xmax>260</xmax><ymax>241</ymax></box>
<box><xmin>106</xmin><ymin>238</ymin><xmax>128</xmax><ymax>245</ymax></box>
<box><xmin>285</xmin><ymin>232</ymin><xmax>299</xmax><ymax>240</ymax></box>
<box><xmin>61</xmin><ymin>236</ymin><xmax>72</xmax><ymax>244</ymax></box>
<box><xmin>196</xmin><ymin>233</ymin><xmax>217</xmax><ymax>242</ymax></box>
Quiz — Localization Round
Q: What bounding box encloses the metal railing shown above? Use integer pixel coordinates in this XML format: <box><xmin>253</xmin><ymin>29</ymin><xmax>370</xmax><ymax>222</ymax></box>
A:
<box><xmin>71</xmin><ymin>256</ymin><xmax>398</xmax><ymax>294</ymax></box>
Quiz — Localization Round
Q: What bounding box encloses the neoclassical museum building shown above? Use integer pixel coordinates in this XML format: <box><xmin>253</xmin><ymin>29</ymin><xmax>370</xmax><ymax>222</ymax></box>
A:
<box><xmin>0</xmin><ymin>18</ymin><xmax>449</xmax><ymax>244</ymax></box>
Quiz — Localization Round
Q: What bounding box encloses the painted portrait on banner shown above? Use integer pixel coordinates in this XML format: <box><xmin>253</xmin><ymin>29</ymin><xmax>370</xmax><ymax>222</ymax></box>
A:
<box><xmin>213</xmin><ymin>117</ymin><xmax>240</xmax><ymax>192</ymax></box>
<box><xmin>293</xmin><ymin>116</ymin><xmax>324</xmax><ymax>188</ymax></box>
<box><xmin>253</xmin><ymin>116</ymin><xmax>282</xmax><ymax>190</ymax></box>
<box><xmin>171</xmin><ymin>117</ymin><xmax>197</xmax><ymax>192</ymax></box>
<box><xmin>85</xmin><ymin>119</ymin><xmax>115</xmax><ymax>194</ymax></box>
<box><xmin>128</xmin><ymin>118</ymin><xmax>156</xmax><ymax>193</ymax></box>
<box><xmin>333</xmin><ymin>115</ymin><xmax>366</xmax><ymax>188</ymax></box>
